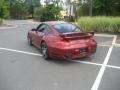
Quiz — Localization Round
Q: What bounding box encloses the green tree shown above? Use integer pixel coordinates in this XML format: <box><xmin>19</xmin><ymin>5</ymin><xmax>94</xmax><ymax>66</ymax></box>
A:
<box><xmin>0</xmin><ymin>0</ymin><xmax>9</xmax><ymax>18</ymax></box>
<box><xmin>51</xmin><ymin>0</ymin><xmax>64</xmax><ymax>7</ymax></box>
<box><xmin>10</xmin><ymin>0</ymin><xmax>28</xmax><ymax>19</ymax></box>
<box><xmin>46</xmin><ymin>4</ymin><xmax>61</xmax><ymax>19</ymax></box>
<box><xmin>66</xmin><ymin>0</ymin><xmax>120</xmax><ymax>17</ymax></box>
<box><xmin>25</xmin><ymin>0</ymin><xmax>41</xmax><ymax>18</ymax></box>
<box><xmin>93</xmin><ymin>0</ymin><xmax>120</xmax><ymax>16</ymax></box>
<box><xmin>34</xmin><ymin>6</ymin><xmax>45</xmax><ymax>20</ymax></box>
<box><xmin>34</xmin><ymin>4</ymin><xmax>61</xmax><ymax>21</ymax></box>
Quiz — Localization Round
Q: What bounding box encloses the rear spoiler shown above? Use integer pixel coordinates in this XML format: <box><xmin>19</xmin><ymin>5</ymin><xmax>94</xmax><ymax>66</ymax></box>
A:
<box><xmin>88</xmin><ymin>31</ymin><xmax>94</xmax><ymax>36</ymax></box>
<box><xmin>59</xmin><ymin>32</ymin><xmax>94</xmax><ymax>40</ymax></box>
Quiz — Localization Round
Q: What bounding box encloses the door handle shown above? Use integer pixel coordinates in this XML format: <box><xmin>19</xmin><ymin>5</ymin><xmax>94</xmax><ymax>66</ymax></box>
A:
<box><xmin>40</xmin><ymin>33</ymin><xmax>46</xmax><ymax>38</ymax></box>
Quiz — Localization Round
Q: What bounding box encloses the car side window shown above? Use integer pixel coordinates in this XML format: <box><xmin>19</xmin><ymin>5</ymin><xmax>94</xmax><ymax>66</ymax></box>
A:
<box><xmin>37</xmin><ymin>24</ymin><xmax>51</xmax><ymax>33</ymax></box>
<box><xmin>37</xmin><ymin>24</ymin><xmax>45</xmax><ymax>32</ymax></box>
<box><xmin>36</xmin><ymin>24</ymin><xmax>42</xmax><ymax>30</ymax></box>
<box><xmin>43</xmin><ymin>25</ymin><xmax>52</xmax><ymax>33</ymax></box>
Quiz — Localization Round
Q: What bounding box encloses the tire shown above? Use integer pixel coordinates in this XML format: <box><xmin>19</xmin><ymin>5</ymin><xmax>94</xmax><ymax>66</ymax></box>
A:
<box><xmin>27</xmin><ymin>36</ymin><xmax>33</xmax><ymax>46</ymax></box>
<box><xmin>41</xmin><ymin>42</ymin><xmax>50</xmax><ymax>60</ymax></box>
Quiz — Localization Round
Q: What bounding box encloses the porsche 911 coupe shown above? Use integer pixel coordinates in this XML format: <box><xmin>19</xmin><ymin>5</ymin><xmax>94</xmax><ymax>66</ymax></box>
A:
<box><xmin>27</xmin><ymin>21</ymin><xmax>97</xmax><ymax>60</ymax></box>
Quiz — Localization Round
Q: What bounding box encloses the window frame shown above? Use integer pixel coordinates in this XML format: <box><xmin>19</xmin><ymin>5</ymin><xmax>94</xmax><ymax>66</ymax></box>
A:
<box><xmin>53</xmin><ymin>23</ymin><xmax>82</xmax><ymax>33</ymax></box>
<box><xmin>36</xmin><ymin>24</ymin><xmax>52</xmax><ymax>34</ymax></box>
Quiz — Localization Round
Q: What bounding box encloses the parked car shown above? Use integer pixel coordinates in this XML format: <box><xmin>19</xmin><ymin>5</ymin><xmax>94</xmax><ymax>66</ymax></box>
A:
<box><xmin>27</xmin><ymin>21</ymin><xmax>97</xmax><ymax>60</ymax></box>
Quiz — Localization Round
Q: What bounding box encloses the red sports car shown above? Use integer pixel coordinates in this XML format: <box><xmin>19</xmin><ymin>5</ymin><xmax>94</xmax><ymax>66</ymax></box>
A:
<box><xmin>27</xmin><ymin>21</ymin><xmax>97</xmax><ymax>60</ymax></box>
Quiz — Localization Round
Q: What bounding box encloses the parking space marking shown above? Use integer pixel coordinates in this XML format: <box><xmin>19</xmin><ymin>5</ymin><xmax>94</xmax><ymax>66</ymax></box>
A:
<box><xmin>91</xmin><ymin>46</ymin><xmax>113</xmax><ymax>90</ymax></box>
<box><xmin>98</xmin><ymin>44</ymin><xmax>120</xmax><ymax>47</ymax></box>
<box><xmin>0</xmin><ymin>47</ymin><xmax>42</xmax><ymax>56</ymax></box>
<box><xmin>98</xmin><ymin>44</ymin><xmax>111</xmax><ymax>47</ymax></box>
<box><xmin>1</xmin><ymin>46</ymin><xmax>120</xmax><ymax>69</ymax></box>
<box><xmin>71</xmin><ymin>60</ymin><xmax>102</xmax><ymax>66</ymax></box>
<box><xmin>72</xmin><ymin>60</ymin><xmax>120</xmax><ymax>70</ymax></box>
<box><xmin>95</xmin><ymin>34</ymin><xmax>115</xmax><ymax>37</ymax></box>
<box><xmin>91</xmin><ymin>35</ymin><xmax>117</xmax><ymax>90</ymax></box>
<box><xmin>112</xmin><ymin>35</ymin><xmax>117</xmax><ymax>44</ymax></box>
<box><xmin>107</xmin><ymin>65</ymin><xmax>120</xmax><ymax>70</ymax></box>
<box><xmin>114</xmin><ymin>43</ymin><xmax>120</xmax><ymax>47</ymax></box>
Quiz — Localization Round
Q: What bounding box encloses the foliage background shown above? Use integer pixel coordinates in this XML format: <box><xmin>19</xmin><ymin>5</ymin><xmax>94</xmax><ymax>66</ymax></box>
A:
<box><xmin>0</xmin><ymin>0</ymin><xmax>9</xmax><ymax>19</ymax></box>
<box><xmin>0</xmin><ymin>0</ymin><xmax>120</xmax><ymax>33</ymax></box>
<box><xmin>77</xmin><ymin>17</ymin><xmax>120</xmax><ymax>33</ymax></box>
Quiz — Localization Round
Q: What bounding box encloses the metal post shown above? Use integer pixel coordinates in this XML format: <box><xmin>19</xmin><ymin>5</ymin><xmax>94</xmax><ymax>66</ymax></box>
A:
<box><xmin>31</xmin><ymin>0</ymin><xmax>34</xmax><ymax>18</ymax></box>
<box><xmin>89</xmin><ymin>0</ymin><xmax>93</xmax><ymax>16</ymax></box>
<box><xmin>9</xmin><ymin>0</ymin><xmax>11</xmax><ymax>18</ymax></box>
<box><xmin>69</xmin><ymin>0</ymin><xmax>72</xmax><ymax>22</ymax></box>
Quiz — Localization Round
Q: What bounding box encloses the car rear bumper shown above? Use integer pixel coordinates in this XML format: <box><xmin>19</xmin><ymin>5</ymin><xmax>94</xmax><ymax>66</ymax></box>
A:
<box><xmin>63</xmin><ymin>47</ymin><xmax>96</xmax><ymax>60</ymax></box>
<box><xmin>49</xmin><ymin>44</ymin><xmax>97</xmax><ymax>60</ymax></box>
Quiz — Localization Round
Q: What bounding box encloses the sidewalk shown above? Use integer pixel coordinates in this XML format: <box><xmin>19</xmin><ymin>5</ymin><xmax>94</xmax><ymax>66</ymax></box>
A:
<box><xmin>0</xmin><ymin>23</ymin><xmax>17</xmax><ymax>29</ymax></box>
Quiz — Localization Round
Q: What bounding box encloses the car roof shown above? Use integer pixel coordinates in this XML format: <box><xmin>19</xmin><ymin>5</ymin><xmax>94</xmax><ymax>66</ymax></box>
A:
<box><xmin>43</xmin><ymin>21</ymin><xmax>67</xmax><ymax>26</ymax></box>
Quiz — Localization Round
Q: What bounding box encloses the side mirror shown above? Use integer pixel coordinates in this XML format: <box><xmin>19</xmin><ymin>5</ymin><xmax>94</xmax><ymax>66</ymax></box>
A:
<box><xmin>31</xmin><ymin>28</ymin><xmax>36</xmax><ymax>31</ymax></box>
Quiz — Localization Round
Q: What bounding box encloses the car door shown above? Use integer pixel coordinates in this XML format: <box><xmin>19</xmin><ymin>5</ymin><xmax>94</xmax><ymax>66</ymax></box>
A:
<box><xmin>32</xmin><ymin>24</ymin><xmax>45</xmax><ymax>47</ymax></box>
<box><xmin>34</xmin><ymin>24</ymin><xmax>52</xmax><ymax>48</ymax></box>
<box><xmin>30</xmin><ymin>24</ymin><xmax>42</xmax><ymax>46</ymax></box>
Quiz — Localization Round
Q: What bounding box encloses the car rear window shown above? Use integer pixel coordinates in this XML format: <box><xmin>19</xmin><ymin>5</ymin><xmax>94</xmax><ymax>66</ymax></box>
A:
<box><xmin>53</xmin><ymin>23</ymin><xmax>82</xmax><ymax>33</ymax></box>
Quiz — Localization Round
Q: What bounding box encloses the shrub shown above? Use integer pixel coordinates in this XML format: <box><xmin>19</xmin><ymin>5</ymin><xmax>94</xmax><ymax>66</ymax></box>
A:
<box><xmin>34</xmin><ymin>7</ymin><xmax>45</xmax><ymax>21</ymax></box>
<box><xmin>77</xmin><ymin>17</ymin><xmax>120</xmax><ymax>33</ymax></box>
<box><xmin>34</xmin><ymin>4</ymin><xmax>61</xmax><ymax>22</ymax></box>
<box><xmin>0</xmin><ymin>0</ymin><xmax>9</xmax><ymax>19</ymax></box>
<box><xmin>34</xmin><ymin>6</ymin><xmax>55</xmax><ymax>22</ymax></box>
<box><xmin>10</xmin><ymin>1</ymin><xmax>28</xmax><ymax>19</ymax></box>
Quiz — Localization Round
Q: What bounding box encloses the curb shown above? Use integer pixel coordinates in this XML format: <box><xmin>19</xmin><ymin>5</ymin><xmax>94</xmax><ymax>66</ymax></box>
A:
<box><xmin>0</xmin><ymin>24</ymin><xmax>18</xmax><ymax>29</ymax></box>
<box><xmin>27</xmin><ymin>20</ymin><xmax>40</xmax><ymax>24</ymax></box>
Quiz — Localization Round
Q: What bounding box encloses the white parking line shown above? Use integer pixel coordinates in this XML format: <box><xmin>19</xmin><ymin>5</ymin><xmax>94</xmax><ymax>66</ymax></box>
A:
<box><xmin>114</xmin><ymin>44</ymin><xmax>120</xmax><ymax>47</ymax></box>
<box><xmin>1</xmin><ymin>46</ymin><xmax>120</xmax><ymax>70</ymax></box>
<box><xmin>72</xmin><ymin>60</ymin><xmax>120</xmax><ymax>70</ymax></box>
<box><xmin>98</xmin><ymin>44</ymin><xmax>120</xmax><ymax>47</ymax></box>
<box><xmin>0</xmin><ymin>47</ymin><xmax>42</xmax><ymax>56</ymax></box>
<box><xmin>107</xmin><ymin>65</ymin><xmax>120</xmax><ymax>70</ymax></box>
<box><xmin>91</xmin><ymin>46</ymin><xmax>113</xmax><ymax>90</ymax></box>
<box><xmin>98</xmin><ymin>44</ymin><xmax>111</xmax><ymax>47</ymax></box>
<box><xmin>71</xmin><ymin>60</ymin><xmax>102</xmax><ymax>66</ymax></box>
<box><xmin>112</xmin><ymin>35</ymin><xmax>117</xmax><ymax>44</ymax></box>
<box><xmin>91</xmin><ymin>35</ymin><xmax>117</xmax><ymax>90</ymax></box>
<box><xmin>95</xmin><ymin>34</ymin><xmax>115</xmax><ymax>37</ymax></box>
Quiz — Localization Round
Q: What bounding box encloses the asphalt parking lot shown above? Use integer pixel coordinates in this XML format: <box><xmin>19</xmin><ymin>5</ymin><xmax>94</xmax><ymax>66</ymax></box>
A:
<box><xmin>0</xmin><ymin>20</ymin><xmax>120</xmax><ymax>90</ymax></box>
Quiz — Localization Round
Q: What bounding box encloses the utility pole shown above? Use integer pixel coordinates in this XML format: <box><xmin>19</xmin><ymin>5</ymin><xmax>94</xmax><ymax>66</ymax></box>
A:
<box><xmin>89</xmin><ymin>0</ymin><xmax>93</xmax><ymax>16</ymax></box>
<box><xmin>9</xmin><ymin>0</ymin><xmax>12</xmax><ymax>18</ymax></box>
<box><xmin>31</xmin><ymin>0</ymin><xmax>34</xmax><ymax>18</ymax></box>
<box><xmin>69</xmin><ymin>0</ymin><xmax>71</xmax><ymax>22</ymax></box>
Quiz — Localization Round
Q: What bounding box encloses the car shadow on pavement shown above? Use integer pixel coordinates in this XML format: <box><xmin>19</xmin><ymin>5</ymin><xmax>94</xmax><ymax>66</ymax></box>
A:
<box><xmin>31</xmin><ymin>46</ymin><xmax>77</xmax><ymax>65</ymax></box>
<box><xmin>45</xmin><ymin>58</ymin><xmax>79</xmax><ymax>66</ymax></box>
<box><xmin>74</xmin><ymin>56</ymin><xmax>93</xmax><ymax>61</ymax></box>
